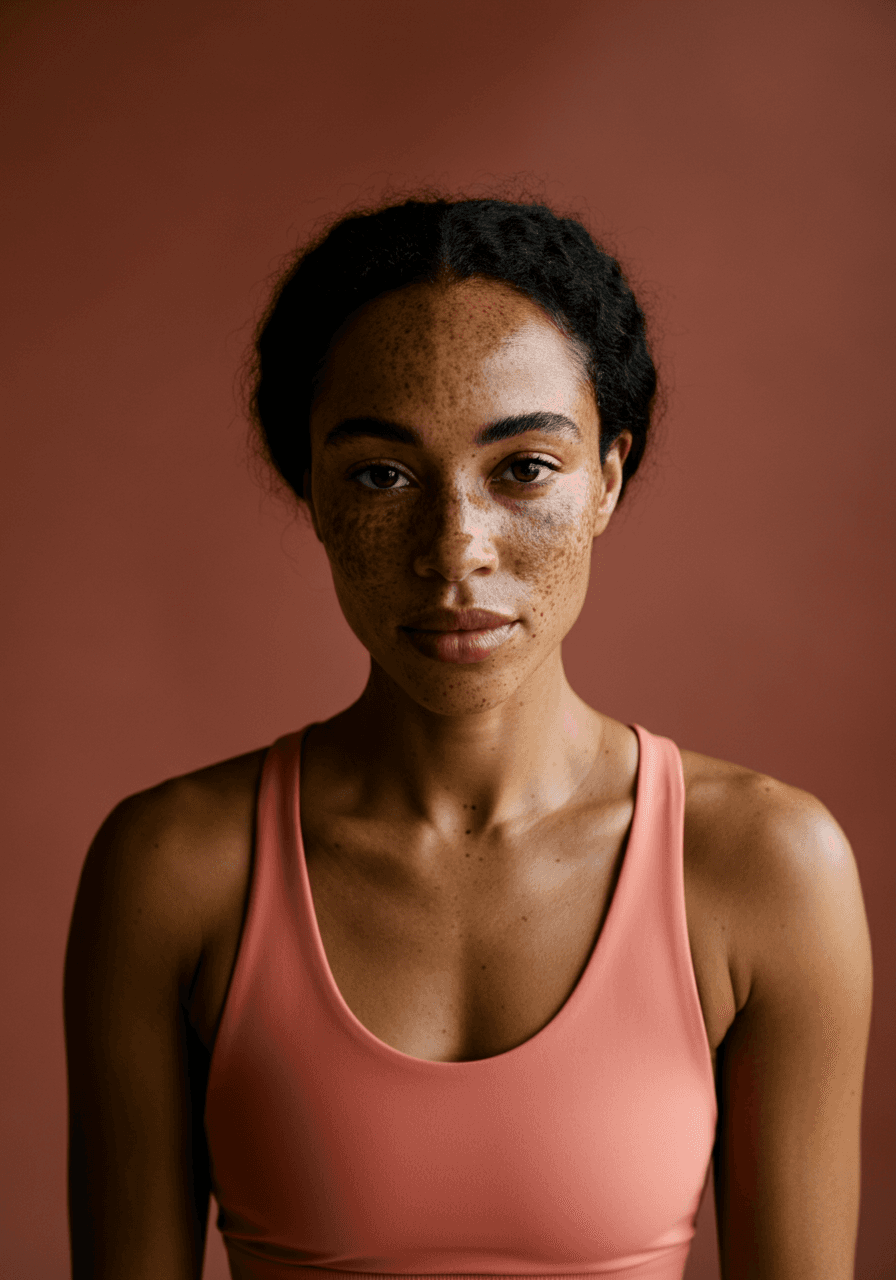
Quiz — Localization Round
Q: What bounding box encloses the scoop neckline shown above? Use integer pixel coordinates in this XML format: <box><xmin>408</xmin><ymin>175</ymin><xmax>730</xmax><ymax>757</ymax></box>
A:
<box><xmin>291</xmin><ymin>722</ymin><xmax>647</xmax><ymax>1070</ymax></box>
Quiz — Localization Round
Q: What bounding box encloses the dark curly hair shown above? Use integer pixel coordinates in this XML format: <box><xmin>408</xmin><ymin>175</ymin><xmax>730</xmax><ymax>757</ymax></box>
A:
<box><xmin>248</xmin><ymin>194</ymin><xmax>657</xmax><ymax>504</ymax></box>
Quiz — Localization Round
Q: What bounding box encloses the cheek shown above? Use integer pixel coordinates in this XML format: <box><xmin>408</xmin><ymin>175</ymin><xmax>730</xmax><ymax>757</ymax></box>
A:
<box><xmin>500</xmin><ymin>495</ymin><xmax>595</xmax><ymax>612</ymax></box>
<box><xmin>318</xmin><ymin>499</ymin><xmax>411</xmax><ymax>633</ymax></box>
<box><xmin>319</xmin><ymin>502</ymin><xmax>381</xmax><ymax>584</ymax></box>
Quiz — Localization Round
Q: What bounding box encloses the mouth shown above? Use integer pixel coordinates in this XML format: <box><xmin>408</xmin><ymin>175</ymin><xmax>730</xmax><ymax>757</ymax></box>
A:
<box><xmin>399</xmin><ymin>610</ymin><xmax>519</xmax><ymax>664</ymax></box>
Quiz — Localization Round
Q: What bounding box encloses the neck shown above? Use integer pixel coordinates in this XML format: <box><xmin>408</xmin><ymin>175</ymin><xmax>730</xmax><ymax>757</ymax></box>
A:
<box><xmin>326</xmin><ymin>649</ymin><xmax>604</xmax><ymax>835</ymax></box>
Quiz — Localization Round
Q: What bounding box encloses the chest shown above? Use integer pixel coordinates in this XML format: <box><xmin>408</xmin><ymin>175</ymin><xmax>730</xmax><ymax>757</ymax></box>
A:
<box><xmin>194</xmin><ymin>786</ymin><xmax>737</xmax><ymax>1072</ymax></box>
<box><xmin>299</xmin><ymin>801</ymin><xmax>735</xmax><ymax>1068</ymax></box>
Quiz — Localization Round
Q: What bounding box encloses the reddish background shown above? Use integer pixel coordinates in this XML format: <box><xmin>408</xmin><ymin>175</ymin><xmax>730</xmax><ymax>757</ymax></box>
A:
<box><xmin>1</xmin><ymin>2</ymin><xmax>893</xmax><ymax>1277</ymax></box>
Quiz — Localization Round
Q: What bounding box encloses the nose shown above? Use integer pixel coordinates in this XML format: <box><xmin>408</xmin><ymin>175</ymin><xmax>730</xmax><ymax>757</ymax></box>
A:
<box><xmin>412</xmin><ymin>484</ymin><xmax>498</xmax><ymax>581</ymax></box>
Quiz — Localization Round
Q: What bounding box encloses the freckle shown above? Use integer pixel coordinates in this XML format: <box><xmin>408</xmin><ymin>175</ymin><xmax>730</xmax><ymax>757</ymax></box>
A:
<box><xmin>481</xmin><ymin>964</ymin><xmax>487</xmax><ymax>970</ymax></box>
<box><xmin>465</xmin><ymin>829</ymin><xmax>471</xmax><ymax>835</ymax></box>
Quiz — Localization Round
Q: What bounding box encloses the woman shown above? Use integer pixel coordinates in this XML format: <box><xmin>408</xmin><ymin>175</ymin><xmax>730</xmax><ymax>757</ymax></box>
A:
<box><xmin>64</xmin><ymin>196</ymin><xmax>872</xmax><ymax>1280</ymax></box>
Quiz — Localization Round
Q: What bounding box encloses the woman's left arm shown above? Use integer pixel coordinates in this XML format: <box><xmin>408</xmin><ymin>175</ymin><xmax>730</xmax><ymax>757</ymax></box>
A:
<box><xmin>713</xmin><ymin>787</ymin><xmax>873</xmax><ymax>1279</ymax></box>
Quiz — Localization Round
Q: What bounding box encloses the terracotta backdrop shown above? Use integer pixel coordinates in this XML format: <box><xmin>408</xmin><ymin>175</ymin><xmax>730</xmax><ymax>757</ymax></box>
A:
<box><xmin>1</xmin><ymin>1</ymin><xmax>893</xmax><ymax>1276</ymax></box>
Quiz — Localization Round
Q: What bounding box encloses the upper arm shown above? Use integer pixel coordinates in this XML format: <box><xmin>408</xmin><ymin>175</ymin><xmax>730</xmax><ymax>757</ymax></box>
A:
<box><xmin>713</xmin><ymin>788</ymin><xmax>873</xmax><ymax>1279</ymax></box>
<box><xmin>64</xmin><ymin>791</ymin><xmax>212</xmax><ymax>1280</ymax></box>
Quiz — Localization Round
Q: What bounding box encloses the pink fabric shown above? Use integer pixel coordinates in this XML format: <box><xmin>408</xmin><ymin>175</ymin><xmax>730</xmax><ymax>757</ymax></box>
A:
<box><xmin>204</xmin><ymin>725</ymin><xmax>717</xmax><ymax>1280</ymax></box>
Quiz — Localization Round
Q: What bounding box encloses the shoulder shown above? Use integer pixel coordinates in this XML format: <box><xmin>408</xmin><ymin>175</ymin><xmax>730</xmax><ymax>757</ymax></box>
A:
<box><xmin>68</xmin><ymin>747</ymin><xmax>268</xmax><ymax>997</ymax></box>
<box><xmin>94</xmin><ymin>747</ymin><xmax>267</xmax><ymax>900</ymax></box>
<box><xmin>678</xmin><ymin>746</ymin><xmax>871</xmax><ymax>1014</ymax></box>
<box><xmin>680</xmin><ymin>745</ymin><xmax>840</xmax><ymax>863</ymax></box>
<box><xmin>679</xmin><ymin>745</ymin><xmax>858</xmax><ymax>900</ymax></box>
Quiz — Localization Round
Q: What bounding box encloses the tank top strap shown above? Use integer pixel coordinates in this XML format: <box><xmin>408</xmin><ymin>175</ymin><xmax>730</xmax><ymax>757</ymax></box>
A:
<box><xmin>626</xmin><ymin>724</ymin><xmax>686</xmax><ymax>918</ymax></box>
<box><xmin>600</xmin><ymin>725</ymin><xmax>713</xmax><ymax>1095</ymax></box>
<box><xmin>205</xmin><ymin>728</ymin><xmax>309</xmax><ymax>1084</ymax></box>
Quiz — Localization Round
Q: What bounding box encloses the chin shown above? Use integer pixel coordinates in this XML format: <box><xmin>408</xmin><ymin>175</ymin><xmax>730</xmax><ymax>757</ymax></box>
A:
<box><xmin>367</xmin><ymin>648</ymin><xmax>543</xmax><ymax>720</ymax></box>
<box><xmin>401</xmin><ymin>684</ymin><xmax>521</xmax><ymax>719</ymax></box>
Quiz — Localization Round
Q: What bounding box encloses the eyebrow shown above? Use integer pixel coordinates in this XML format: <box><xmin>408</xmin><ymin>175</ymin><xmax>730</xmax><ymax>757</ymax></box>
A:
<box><xmin>323</xmin><ymin>411</ymin><xmax>581</xmax><ymax>449</ymax></box>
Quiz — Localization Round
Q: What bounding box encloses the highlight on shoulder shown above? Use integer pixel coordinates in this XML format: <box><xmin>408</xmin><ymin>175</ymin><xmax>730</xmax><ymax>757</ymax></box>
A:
<box><xmin>679</xmin><ymin>747</ymin><xmax>870</xmax><ymax>1016</ymax></box>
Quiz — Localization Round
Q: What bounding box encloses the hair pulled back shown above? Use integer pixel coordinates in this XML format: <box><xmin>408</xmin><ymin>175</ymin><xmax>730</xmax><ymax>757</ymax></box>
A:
<box><xmin>249</xmin><ymin>194</ymin><xmax>657</xmax><ymax>503</ymax></box>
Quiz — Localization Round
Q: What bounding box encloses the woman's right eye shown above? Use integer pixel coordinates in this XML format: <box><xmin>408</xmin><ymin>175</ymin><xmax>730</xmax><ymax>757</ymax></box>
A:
<box><xmin>352</xmin><ymin>464</ymin><xmax>411</xmax><ymax>490</ymax></box>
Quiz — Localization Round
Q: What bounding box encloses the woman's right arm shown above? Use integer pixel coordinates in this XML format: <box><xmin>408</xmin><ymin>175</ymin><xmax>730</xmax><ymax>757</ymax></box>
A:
<box><xmin>64</xmin><ymin>786</ymin><xmax>214</xmax><ymax>1280</ymax></box>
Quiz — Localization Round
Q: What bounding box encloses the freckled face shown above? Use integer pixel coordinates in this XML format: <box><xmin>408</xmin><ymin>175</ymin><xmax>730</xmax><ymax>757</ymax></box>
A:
<box><xmin>305</xmin><ymin>277</ymin><xmax>628</xmax><ymax>716</ymax></box>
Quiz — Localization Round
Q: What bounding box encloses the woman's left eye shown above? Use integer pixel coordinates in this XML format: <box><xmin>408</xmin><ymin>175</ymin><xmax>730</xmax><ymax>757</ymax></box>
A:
<box><xmin>499</xmin><ymin>457</ymin><xmax>560</xmax><ymax>485</ymax></box>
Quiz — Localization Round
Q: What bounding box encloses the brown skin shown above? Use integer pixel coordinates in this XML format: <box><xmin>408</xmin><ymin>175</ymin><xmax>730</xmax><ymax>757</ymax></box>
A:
<box><xmin>65</xmin><ymin>278</ymin><xmax>873</xmax><ymax>1279</ymax></box>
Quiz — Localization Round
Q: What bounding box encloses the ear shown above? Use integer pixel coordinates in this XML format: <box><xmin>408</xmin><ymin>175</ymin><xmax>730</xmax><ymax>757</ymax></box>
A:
<box><xmin>592</xmin><ymin>431</ymin><xmax>632</xmax><ymax>537</ymax></box>
<box><xmin>302</xmin><ymin>469</ymin><xmax>324</xmax><ymax>543</ymax></box>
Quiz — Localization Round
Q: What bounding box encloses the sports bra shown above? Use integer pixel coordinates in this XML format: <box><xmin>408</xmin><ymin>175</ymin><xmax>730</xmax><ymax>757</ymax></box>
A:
<box><xmin>204</xmin><ymin>724</ymin><xmax>717</xmax><ymax>1280</ymax></box>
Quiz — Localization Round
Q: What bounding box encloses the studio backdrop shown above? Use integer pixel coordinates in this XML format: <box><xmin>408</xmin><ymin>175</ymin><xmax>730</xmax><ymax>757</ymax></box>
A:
<box><xmin>1</xmin><ymin>2</ymin><xmax>893</xmax><ymax>1277</ymax></box>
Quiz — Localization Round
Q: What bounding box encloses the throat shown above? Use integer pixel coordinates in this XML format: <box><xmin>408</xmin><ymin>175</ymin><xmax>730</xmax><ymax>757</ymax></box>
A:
<box><xmin>319</xmin><ymin>681</ymin><xmax>607</xmax><ymax>835</ymax></box>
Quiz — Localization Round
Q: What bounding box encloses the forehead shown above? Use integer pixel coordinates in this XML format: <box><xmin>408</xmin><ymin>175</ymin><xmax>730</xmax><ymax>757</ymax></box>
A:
<box><xmin>313</xmin><ymin>278</ymin><xmax>593</xmax><ymax>428</ymax></box>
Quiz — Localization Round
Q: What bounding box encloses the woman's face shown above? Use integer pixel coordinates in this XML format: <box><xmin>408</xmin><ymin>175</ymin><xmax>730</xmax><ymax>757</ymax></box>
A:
<box><xmin>306</xmin><ymin>276</ymin><xmax>630</xmax><ymax>717</ymax></box>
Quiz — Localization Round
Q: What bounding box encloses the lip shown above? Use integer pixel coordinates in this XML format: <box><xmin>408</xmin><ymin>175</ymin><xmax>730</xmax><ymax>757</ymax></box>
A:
<box><xmin>401</xmin><ymin>608</ymin><xmax>516</xmax><ymax>632</ymax></box>
<box><xmin>399</xmin><ymin>608</ymin><xmax>520</xmax><ymax>664</ymax></box>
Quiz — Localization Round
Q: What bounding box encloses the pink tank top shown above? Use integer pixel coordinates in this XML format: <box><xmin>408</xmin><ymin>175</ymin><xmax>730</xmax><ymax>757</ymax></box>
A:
<box><xmin>205</xmin><ymin>724</ymin><xmax>717</xmax><ymax>1280</ymax></box>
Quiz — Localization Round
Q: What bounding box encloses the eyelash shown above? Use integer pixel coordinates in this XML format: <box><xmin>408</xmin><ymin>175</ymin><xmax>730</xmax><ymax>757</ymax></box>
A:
<box><xmin>350</xmin><ymin>455</ymin><xmax>562</xmax><ymax>492</ymax></box>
